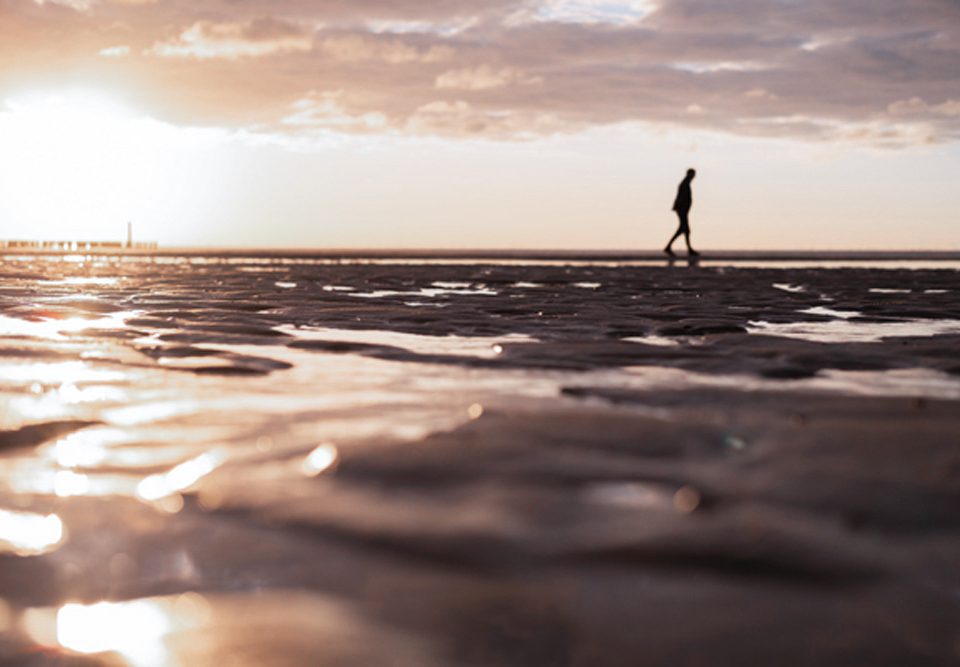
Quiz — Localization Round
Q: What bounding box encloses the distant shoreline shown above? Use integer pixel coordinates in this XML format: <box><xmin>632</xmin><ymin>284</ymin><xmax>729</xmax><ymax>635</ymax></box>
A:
<box><xmin>1</xmin><ymin>247</ymin><xmax>959</xmax><ymax>263</ymax></box>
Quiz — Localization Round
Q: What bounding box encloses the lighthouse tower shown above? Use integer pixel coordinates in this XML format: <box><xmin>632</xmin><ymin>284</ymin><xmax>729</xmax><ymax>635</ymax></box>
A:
<box><xmin>126</xmin><ymin>222</ymin><xmax>132</xmax><ymax>249</ymax></box>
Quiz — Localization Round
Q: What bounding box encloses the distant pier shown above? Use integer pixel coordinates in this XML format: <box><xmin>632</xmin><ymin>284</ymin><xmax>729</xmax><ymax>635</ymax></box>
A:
<box><xmin>0</xmin><ymin>239</ymin><xmax>158</xmax><ymax>252</ymax></box>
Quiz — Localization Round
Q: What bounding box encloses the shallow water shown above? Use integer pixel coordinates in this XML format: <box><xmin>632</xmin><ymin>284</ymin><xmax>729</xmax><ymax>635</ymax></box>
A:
<box><xmin>1</xmin><ymin>256</ymin><xmax>959</xmax><ymax>665</ymax></box>
<box><xmin>748</xmin><ymin>315</ymin><xmax>960</xmax><ymax>343</ymax></box>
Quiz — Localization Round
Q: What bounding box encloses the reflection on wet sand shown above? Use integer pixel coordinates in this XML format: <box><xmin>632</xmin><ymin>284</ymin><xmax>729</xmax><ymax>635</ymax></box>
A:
<box><xmin>0</xmin><ymin>509</ymin><xmax>64</xmax><ymax>556</ymax></box>
<box><xmin>279</xmin><ymin>324</ymin><xmax>533</xmax><ymax>359</ymax></box>
<box><xmin>1</xmin><ymin>255</ymin><xmax>959</xmax><ymax>665</ymax></box>
<box><xmin>749</xmin><ymin>314</ymin><xmax>960</xmax><ymax>343</ymax></box>
<box><xmin>302</xmin><ymin>443</ymin><xmax>339</xmax><ymax>477</ymax></box>
<box><xmin>21</xmin><ymin>595</ymin><xmax>201</xmax><ymax>665</ymax></box>
<box><xmin>56</xmin><ymin>599</ymin><xmax>172</xmax><ymax>662</ymax></box>
<box><xmin>137</xmin><ymin>451</ymin><xmax>226</xmax><ymax>502</ymax></box>
<box><xmin>21</xmin><ymin>591</ymin><xmax>433</xmax><ymax>666</ymax></box>
<box><xmin>0</xmin><ymin>311</ymin><xmax>136</xmax><ymax>341</ymax></box>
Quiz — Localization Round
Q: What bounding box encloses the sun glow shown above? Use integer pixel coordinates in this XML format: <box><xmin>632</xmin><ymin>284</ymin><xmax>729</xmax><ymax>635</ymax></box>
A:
<box><xmin>0</xmin><ymin>89</ymin><xmax>226</xmax><ymax>243</ymax></box>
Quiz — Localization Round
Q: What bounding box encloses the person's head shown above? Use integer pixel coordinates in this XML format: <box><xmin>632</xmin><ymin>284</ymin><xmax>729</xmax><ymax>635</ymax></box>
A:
<box><xmin>686</xmin><ymin>168</ymin><xmax>696</xmax><ymax>180</ymax></box>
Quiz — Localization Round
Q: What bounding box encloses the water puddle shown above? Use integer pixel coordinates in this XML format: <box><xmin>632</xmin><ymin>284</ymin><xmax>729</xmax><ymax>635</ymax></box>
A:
<box><xmin>748</xmin><ymin>318</ymin><xmax>960</xmax><ymax>343</ymax></box>
<box><xmin>773</xmin><ymin>283</ymin><xmax>806</xmax><ymax>293</ymax></box>
<box><xmin>403</xmin><ymin>301</ymin><xmax>449</xmax><ymax>308</ymax></box>
<box><xmin>351</xmin><ymin>286</ymin><xmax>498</xmax><ymax>298</ymax></box>
<box><xmin>617</xmin><ymin>365</ymin><xmax>960</xmax><ymax>399</ymax></box>
<box><xmin>278</xmin><ymin>325</ymin><xmax>534</xmax><ymax>359</ymax></box>
<box><xmin>800</xmin><ymin>306</ymin><xmax>860</xmax><ymax>319</ymax></box>
<box><xmin>622</xmin><ymin>335</ymin><xmax>682</xmax><ymax>347</ymax></box>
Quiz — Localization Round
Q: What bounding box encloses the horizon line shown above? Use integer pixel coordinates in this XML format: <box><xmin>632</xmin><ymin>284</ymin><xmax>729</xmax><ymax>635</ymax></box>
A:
<box><xmin>1</xmin><ymin>247</ymin><xmax>959</xmax><ymax>261</ymax></box>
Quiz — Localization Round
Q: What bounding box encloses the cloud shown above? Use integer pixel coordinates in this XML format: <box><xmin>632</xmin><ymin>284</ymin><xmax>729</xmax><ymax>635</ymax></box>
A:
<box><xmin>317</xmin><ymin>33</ymin><xmax>453</xmax><ymax>63</ymax></box>
<box><xmin>282</xmin><ymin>91</ymin><xmax>389</xmax><ymax>131</ymax></box>
<box><xmin>99</xmin><ymin>44</ymin><xmax>130</xmax><ymax>57</ymax></box>
<box><xmin>406</xmin><ymin>99</ymin><xmax>566</xmax><ymax>137</ymax></box>
<box><xmin>32</xmin><ymin>0</ymin><xmax>94</xmax><ymax>10</ymax></box>
<box><xmin>147</xmin><ymin>18</ymin><xmax>313</xmax><ymax>59</ymax></box>
<box><xmin>508</xmin><ymin>0</ymin><xmax>655</xmax><ymax>26</ymax></box>
<box><xmin>2</xmin><ymin>0</ymin><xmax>959</xmax><ymax>145</ymax></box>
<box><xmin>435</xmin><ymin>65</ymin><xmax>541</xmax><ymax>90</ymax></box>
<box><xmin>889</xmin><ymin>97</ymin><xmax>960</xmax><ymax>118</ymax></box>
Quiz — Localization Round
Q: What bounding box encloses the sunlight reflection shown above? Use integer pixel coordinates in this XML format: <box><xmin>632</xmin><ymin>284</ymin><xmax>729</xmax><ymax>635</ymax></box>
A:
<box><xmin>618</xmin><ymin>364</ymin><xmax>960</xmax><ymax>399</ymax></box>
<box><xmin>105</xmin><ymin>400</ymin><xmax>201</xmax><ymax>426</ymax></box>
<box><xmin>0</xmin><ymin>311</ymin><xmax>135</xmax><ymax>341</ymax></box>
<box><xmin>37</xmin><ymin>277</ymin><xmax>120</xmax><ymax>287</ymax></box>
<box><xmin>54</xmin><ymin>470</ymin><xmax>91</xmax><ymax>497</ymax></box>
<box><xmin>48</xmin><ymin>431</ymin><xmax>111</xmax><ymax>468</ymax></box>
<box><xmin>302</xmin><ymin>443</ymin><xmax>339</xmax><ymax>477</ymax></box>
<box><xmin>0</xmin><ymin>509</ymin><xmax>64</xmax><ymax>556</ymax></box>
<box><xmin>5</xmin><ymin>384</ymin><xmax>129</xmax><ymax>423</ymax></box>
<box><xmin>279</xmin><ymin>325</ymin><xmax>535</xmax><ymax>359</ymax></box>
<box><xmin>137</xmin><ymin>451</ymin><xmax>225</xmax><ymax>501</ymax></box>
<box><xmin>351</xmin><ymin>286</ymin><xmax>498</xmax><ymax>299</ymax></box>
<box><xmin>0</xmin><ymin>361</ymin><xmax>126</xmax><ymax>385</ymax></box>
<box><xmin>800</xmin><ymin>306</ymin><xmax>860</xmax><ymax>319</ymax></box>
<box><xmin>4</xmin><ymin>461</ymin><xmax>140</xmax><ymax>498</ymax></box>
<box><xmin>57</xmin><ymin>600</ymin><xmax>171</xmax><ymax>663</ymax></box>
<box><xmin>44</xmin><ymin>428</ymin><xmax>189</xmax><ymax>472</ymax></box>
<box><xmin>622</xmin><ymin>335</ymin><xmax>682</xmax><ymax>347</ymax></box>
<box><xmin>748</xmin><ymin>317</ymin><xmax>960</xmax><ymax>343</ymax></box>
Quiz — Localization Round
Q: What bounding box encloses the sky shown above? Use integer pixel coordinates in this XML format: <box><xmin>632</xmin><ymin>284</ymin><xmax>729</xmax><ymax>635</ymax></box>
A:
<box><xmin>0</xmin><ymin>0</ymin><xmax>958</xmax><ymax>250</ymax></box>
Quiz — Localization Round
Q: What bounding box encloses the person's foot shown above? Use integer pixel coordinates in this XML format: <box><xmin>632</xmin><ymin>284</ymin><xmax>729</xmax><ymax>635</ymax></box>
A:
<box><xmin>664</xmin><ymin>246</ymin><xmax>676</xmax><ymax>257</ymax></box>
<box><xmin>688</xmin><ymin>249</ymin><xmax>700</xmax><ymax>257</ymax></box>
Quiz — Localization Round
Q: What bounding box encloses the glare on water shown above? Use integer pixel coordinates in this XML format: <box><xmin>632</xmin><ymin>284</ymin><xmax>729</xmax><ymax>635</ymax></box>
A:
<box><xmin>22</xmin><ymin>595</ymin><xmax>207</xmax><ymax>665</ymax></box>
<box><xmin>0</xmin><ymin>311</ymin><xmax>137</xmax><ymax>341</ymax></box>
<box><xmin>0</xmin><ymin>509</ymin><xmax>64</xmax><ymax>556</ymax></box>
<box><xmin>56</xmin><ymin>600</ymin><xmax>172</xmax><ymax>661</ymax></box>
<box><xmin>137</xmin><ymin>451</ymin><xmax>226</xmax><ymax>501</ymax></box>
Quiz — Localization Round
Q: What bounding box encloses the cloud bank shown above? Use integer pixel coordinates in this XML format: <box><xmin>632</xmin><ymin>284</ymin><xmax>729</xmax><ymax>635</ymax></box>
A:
<box><xmin>2</xmin><ymin>0</ymin><xmax>959</xmax><ymax>145</ymax></box>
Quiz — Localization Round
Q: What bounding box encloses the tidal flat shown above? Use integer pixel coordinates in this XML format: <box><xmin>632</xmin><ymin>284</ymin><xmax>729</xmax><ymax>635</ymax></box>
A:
<box><xmin>1</xmin><ymin>254</ymin><xmax>959</xmax><ymax>666</ymax></box>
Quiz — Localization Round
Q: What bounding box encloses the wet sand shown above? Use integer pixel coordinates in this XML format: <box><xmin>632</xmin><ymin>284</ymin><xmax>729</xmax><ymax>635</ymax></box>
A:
<box><xmin>1</xmin><ymin>255</ymin><xmax>959</xmax><ymax>665</ymax></box>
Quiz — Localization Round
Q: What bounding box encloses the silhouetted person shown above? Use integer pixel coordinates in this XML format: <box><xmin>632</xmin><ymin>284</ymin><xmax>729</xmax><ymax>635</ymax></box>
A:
<box><xmin>665</xmin><ymin>168</ymin><xmax>699</xmax><ymax>257</ymax></box>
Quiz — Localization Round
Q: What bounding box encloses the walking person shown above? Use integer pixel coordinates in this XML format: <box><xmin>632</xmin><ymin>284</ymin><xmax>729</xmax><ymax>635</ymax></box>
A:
<box><xmin>664</xmin><ymin>168</ymin><xmax>699</xmax><ymax>257</ymax></box>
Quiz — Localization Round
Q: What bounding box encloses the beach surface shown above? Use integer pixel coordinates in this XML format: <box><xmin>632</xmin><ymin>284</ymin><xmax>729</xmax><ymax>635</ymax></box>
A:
<box><xmin>1</xmin><ymin>254</ymin><xmax>959</xmax><ymax>666</ymax></box>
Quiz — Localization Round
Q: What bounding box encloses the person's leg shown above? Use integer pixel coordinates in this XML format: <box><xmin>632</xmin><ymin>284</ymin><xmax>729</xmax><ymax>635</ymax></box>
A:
<box><xmin>664</xmin><ymin>226</ymin><xmax>682</xmax><ymax>254</ymax></box>
<box><xmin>665</xmin><ymin>211</ymin><xmax>685</xmax><ymax>254</ymax></box>
<box><xmin>680</xmin><ymin>212</ymin><xmax>698</xmax><ymax>255</ymax></box>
